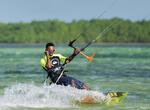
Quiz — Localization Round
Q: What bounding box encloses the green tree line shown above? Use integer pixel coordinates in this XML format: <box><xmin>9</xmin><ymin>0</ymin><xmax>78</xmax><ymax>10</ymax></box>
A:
<box><xmin>0</xmin><ymin>18</ymin><xmax>150</xmax><ymax>43</ymax></box>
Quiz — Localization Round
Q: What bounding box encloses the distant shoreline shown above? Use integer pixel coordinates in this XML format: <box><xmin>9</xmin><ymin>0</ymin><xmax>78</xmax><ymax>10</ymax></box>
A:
<box><xmin>0</xmin><ymin>42</ymin><xmax>150</xmax><ymax>46</ymax></box>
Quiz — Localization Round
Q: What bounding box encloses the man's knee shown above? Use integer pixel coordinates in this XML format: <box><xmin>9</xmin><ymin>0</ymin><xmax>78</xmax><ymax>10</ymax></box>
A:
<box><xmin>71</xmin><ymin>79</ymin><xmax>76</xmax><ymax>88</ymax></box>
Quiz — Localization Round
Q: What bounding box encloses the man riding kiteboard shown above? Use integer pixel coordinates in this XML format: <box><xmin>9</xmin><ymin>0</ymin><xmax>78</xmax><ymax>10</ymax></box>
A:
<box><xmin>40</xmin><ymin>20</ymin><xmax>114</xmax><ymax>91</ymax></box>
<box><xmin>40</xmin><ymin>42</ymin><xmax>91</xmax><ymax>90</ymax></box>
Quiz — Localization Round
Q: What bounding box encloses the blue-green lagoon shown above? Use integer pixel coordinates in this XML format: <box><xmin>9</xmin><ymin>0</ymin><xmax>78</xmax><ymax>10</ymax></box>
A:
<box><xmin>0</xmin><ymin>44</ymin><xmax>150</xmax><ymax>110</ymax></box>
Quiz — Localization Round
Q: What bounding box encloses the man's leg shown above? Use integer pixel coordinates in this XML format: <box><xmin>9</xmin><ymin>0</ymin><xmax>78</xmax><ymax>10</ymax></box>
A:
<box><xmin>57</xmin><ymin>75</ymin><xmax>91</xmax><ymax>90</ymax></box>
<box><xmin>70</xmin><ymin>77</ymin><xmax>91</xmax><ymax>90</ymax></box>
<box><xmin>71</xmin><ymin>79</ymin><xmax>76</xmax><ymax>88</ymax></box>
<box><xmin>56</xmin><ymin>75</ymin><xmax>69</xmax><ymax>86</ymax></box>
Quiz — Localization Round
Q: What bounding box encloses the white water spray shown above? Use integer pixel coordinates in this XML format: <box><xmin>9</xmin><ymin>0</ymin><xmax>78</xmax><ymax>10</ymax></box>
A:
<box><xmin>0</xmin><ymin>83</ymin><xmax>106</xmax><ymax>108</ymax></box>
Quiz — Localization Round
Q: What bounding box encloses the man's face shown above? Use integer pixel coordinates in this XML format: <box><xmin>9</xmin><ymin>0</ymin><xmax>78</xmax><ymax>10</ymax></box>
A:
<box><xmin>47</xmin><ymin>46</ymin><xmax>55</xmax><ymax>56</ymax></box>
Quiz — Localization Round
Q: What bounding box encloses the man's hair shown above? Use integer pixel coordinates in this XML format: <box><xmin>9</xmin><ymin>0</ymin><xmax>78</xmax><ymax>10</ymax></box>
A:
<box><xmin>46</xmin><ymin>42</ymin><xmax>55</xmax><ymax>48</ymax></box>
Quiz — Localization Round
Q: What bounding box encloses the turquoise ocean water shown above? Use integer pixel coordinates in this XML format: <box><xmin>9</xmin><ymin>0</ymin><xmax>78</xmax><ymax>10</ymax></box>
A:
<box><xmin>0</xmin><ymin>44</ymin><xmax>150</xmax><ymax>110</ymax></box>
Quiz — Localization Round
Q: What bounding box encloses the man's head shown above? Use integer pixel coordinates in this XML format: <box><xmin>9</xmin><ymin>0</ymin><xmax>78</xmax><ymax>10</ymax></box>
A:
<box><xmin>45</xmin><ymin>42</ymin><xmax>55</xmax><ymax>56</ymax></box>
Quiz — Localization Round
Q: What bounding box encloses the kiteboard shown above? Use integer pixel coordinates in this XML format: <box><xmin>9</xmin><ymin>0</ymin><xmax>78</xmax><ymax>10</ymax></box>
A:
<box><xmin>73</xmin><ymin>92</ymin><xmax>128</xmax><ymax>105</ymax></box>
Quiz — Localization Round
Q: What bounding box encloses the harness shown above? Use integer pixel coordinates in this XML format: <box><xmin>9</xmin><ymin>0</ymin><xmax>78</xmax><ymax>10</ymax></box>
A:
<box><xmin>45</xmin><ymin>56</ymin><xmax>65</xmax><ymax>83</ymax></box>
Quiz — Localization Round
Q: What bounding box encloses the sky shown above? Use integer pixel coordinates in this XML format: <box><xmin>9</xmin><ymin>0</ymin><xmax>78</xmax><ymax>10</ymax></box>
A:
<box><xmin>0</xmin><ymin>0</ymin><xmax>150</xmax><ymax>23</ymax></box>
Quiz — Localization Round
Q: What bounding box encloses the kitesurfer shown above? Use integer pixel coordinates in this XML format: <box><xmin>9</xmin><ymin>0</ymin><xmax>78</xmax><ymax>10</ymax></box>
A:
<box><xmin>40</xmin><ymin>42</ymin><xmax>91</xmax><ymax>90</ymax></box>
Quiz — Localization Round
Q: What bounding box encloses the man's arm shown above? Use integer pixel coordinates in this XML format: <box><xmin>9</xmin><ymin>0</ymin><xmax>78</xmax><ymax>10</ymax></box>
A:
<box><xmin>65</xmin><ymin>48</ymin><xmax>80</xmax><ymax>63</ymax></box>
<box><xmin>45</xmin><ymin>51</ymin><xmax>52</xmax><ymax>69</ymax></box>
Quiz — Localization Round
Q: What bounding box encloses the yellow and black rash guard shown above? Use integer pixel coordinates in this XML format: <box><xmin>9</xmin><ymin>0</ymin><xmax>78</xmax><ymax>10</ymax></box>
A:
<box><xmin>40</xmin><ymin>54</ymin><xmax>66</xmax><ymax>70</ymax></box>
